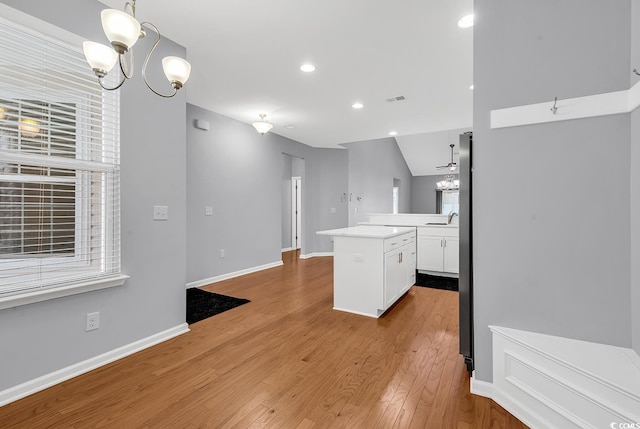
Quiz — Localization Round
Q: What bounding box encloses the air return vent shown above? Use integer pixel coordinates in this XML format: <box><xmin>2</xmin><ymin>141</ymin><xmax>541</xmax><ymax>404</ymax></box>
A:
<box><xmin>386</xmin><ymin>95</ymin><xmax>406</xmax><ymax>103</ymax></box>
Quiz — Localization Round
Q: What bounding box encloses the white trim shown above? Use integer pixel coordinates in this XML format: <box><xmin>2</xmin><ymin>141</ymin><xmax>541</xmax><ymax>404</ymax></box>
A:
<box><xmin>0</xmin><ymin>275</ymin><xmax>129</xmax><ymax>310</ymax></box>
<box><xmin>300</xmin><ymin>252</ymin><xmax>334</xmax><ymax>259</ymax></box>
<box><xmin>185</xmin><ymin>261</ymin><xmax>284</xmax><ymax>289</ymax></box>
<box><xmin>470</xmin><ymin>371</ymin><xmax>494</xmax><ymax>398</ymax></box>
<box><xmin>0</xmin><ymin>323</ymin><xmax>189</xmax><ymax>407</ymax></box>
<box><xmin>489</xmin><ymin>325</ymin><xmax>640</xmax><ymax>428</ymax></box>
<box><xmin>490</xmin><ymin>81</ymin><xmax>640</xmax><ymax>129</ymax></box>
<box><xmin>281</xmin><ymin>247</ymin><xmax>294</xmax><ymax>252</ymax></box>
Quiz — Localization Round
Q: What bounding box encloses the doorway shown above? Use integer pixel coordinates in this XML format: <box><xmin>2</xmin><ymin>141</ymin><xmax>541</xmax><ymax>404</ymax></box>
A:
<box><xmin>291</xmin><ymin>177</ymin><xmax>302</xmax><ymax>250</ymax></box>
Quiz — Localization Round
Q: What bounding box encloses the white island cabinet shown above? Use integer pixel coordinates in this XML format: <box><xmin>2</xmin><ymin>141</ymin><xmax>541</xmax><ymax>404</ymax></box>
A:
<box><xmin>317</xmin><ymin>226</ymin><xmax>416</xmax><ymax>318</ymax></box>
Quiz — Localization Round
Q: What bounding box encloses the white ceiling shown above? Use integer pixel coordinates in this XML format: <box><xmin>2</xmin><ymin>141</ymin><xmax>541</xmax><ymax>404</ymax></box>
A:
<box><xmin>100</xmin><ymin>0</ymin><xmax>473</xmax><ymax>168</ymax></box>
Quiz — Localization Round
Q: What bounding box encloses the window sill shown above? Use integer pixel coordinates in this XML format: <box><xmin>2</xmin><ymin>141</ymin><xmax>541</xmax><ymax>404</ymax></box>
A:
<box><xmin>0</xmin><ymin>275</ymin><xmax>129</xmax><ymax>310</ymax></box>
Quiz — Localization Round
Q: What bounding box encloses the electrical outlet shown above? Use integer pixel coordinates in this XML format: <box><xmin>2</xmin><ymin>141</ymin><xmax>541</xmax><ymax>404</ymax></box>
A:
<box><xmin>219</xmin><ymin>249</ymin><xmax>225</xmax><ymax>258</ymax></box>
<box><xmin>330</xmin><ymin>207</ymin><xmax>336</xmax><ymax>213</ymax></box>
<box><xmin>86</xmin><ymin>312</ymin><xmax>100</xmax><ymax>331</ymax></box>
<box><xmin>153</xmin><ymin>205</ymin><xmax>169</xmax><ymax>221</ymax></box>
<box><xmin>205</xmin><ymin>206</ymin><xmax>213</xmax><ymax>216</ymax></box>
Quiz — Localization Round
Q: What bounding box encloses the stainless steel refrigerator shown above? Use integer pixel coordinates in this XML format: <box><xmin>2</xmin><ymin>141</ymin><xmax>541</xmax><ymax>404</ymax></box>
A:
<box><xmin>459</xmin><ymin>132</ymin><xmax>474</xmax><ymax>373</ymax></box>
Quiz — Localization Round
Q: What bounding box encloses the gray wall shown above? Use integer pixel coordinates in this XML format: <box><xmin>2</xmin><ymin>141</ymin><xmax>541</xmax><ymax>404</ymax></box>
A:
<box><xmin>473</xmin><ymin>0</ymin><xmax>633</xmax><ymax>381</ymax></box>
<box><xmin>343</xmin><ymin>137</ymin><xmax>413</xmax><ymax>225</ymax></box>
<box><xmin>0</xmin><ymin>0</ymin><xmax>187</xmax><ymax>390</ymax></box>
<box><xmin>187</xmin><ymin>105</ymin><xmax>348</xmax><ymax>284</ymax></box>
<box><xmin>411</xmin><ymin>175</ymin><xmax>442</xmax><ymax>213</ymax></box>
<box><xmin>632</xmin><ymin>0</ymin><xmax>640</xmax><ymax>356</ymax></box>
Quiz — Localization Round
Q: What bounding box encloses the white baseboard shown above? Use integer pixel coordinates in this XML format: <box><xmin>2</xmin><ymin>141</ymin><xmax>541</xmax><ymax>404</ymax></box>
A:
<box><xmin>470</xmin><ymin>371</ymin><xmax>493</xmax><ymax>399</ymax></box>
<box><xmin>487</xmin><ymin>325</ymin><xmax>640</xmax><ymax>429</ymax></box>
<box><xmin>281</xmin><ymin>247</ymin><xmax>294</xmax><ymax>252</ymax></box>
<box><xmin>300</xmin><ymin>252</ymin><xmax>333</xmax><ymax>259</ymax></box>
<box><xmin>186</xmin><ymin>261</ymin><xmax>284</xmax><ymax>289</ymax></box>
<box><xmin>0</xmin><ymin>323</ymin><xmax>189</xmax><ymax>407</ymax></box>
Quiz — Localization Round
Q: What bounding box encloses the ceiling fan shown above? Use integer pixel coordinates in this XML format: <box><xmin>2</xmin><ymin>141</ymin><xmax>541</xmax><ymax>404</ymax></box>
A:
<box><xmin>436</xmin><ymin>144</ymin><xmax>458</xmax><ymax>172</ymax></box>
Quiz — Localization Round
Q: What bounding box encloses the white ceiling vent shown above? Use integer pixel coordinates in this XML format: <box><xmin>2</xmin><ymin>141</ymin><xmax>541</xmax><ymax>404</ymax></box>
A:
<box><xmin>386</xmin><ymin>95</ymin><xmax>406</xmax><ymax>103</ymax></box>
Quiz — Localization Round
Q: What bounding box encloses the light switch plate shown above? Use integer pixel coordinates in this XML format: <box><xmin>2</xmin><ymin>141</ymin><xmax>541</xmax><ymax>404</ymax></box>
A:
<box><xmin>154</xmin><ymin>205</ymin><xmax>169</xmax><ymax>221</ymax></box>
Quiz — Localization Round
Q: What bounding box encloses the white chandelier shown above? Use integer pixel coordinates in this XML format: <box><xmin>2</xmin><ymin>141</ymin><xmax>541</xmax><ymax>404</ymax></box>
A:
<box><xmin>252</xmin><ymin>114</ymin><xmax>273</xmax><ymax>135</ymax></box>
<box><xmin>83</xmin><ymin>1</ymin><xmax>191</xmax><ymax>98</ymax></box>
<box><xmin>437</xmin><ymin>174</ymin><xmax>459</xmax><ymax>190</ymax></box>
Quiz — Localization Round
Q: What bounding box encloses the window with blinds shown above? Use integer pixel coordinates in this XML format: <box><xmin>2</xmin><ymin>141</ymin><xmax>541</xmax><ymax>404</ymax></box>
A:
<box><xmin>0</xmin><ymin>10</ymin><xmax>122</xmax><ymax>300</ymax></box>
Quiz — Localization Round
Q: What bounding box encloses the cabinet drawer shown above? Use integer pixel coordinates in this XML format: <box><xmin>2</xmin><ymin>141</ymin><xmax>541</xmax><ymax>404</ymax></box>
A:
<box><xmin>384</xmin><ymin>232</ymin><xmax>414</xmax><ymax>253</ymax></box>
<box><xmin>418</xmin><ymin>226</ymin><xmax>458</xmax><ymax>238</ymax></box>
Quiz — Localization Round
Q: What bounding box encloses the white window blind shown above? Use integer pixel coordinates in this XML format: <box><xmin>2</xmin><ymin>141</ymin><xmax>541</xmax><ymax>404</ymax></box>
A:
<box><xmin>0</xmin><ymin>11</ymin><xmax>122</xmax><ymax>299</ymax></box>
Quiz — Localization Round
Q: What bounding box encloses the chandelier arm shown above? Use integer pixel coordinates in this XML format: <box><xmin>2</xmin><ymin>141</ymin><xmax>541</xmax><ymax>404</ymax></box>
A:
<box><xmin>124</xmin><ymin>1</ymin><xmax>136</xmax><ymax>17</ymax></box>
<box><xmin>118</xmin><ymin>50</ymin><xmax>135</xmax><ymax>80</ymax></box>
<box><xmin>97</xmin><ymin>72</ymin><xmax>126</xmax><ymax>91</ymax></box>
<box><xmin>139</xmin><ymin>21</ymin><xmax>178</xmax><ymax>98</ymax></box>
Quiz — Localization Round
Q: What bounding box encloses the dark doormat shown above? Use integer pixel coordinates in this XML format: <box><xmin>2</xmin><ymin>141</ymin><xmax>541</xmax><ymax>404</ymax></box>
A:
<box><xmin>186</xmin><ymin>288</ymin><xmax>250</xmax><ymax>324</ymax></box>
<box><xmin>414</xmin><ymin>273</ymin><xmax>459</xmax><ymax>292</ymax></box>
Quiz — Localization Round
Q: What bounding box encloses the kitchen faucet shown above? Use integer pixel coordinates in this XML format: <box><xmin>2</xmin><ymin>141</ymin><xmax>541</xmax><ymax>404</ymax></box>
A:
<box><xmin>448</xmin><ymin>211</ymin><xmax>458</xmax><ymax>224</ymax></box>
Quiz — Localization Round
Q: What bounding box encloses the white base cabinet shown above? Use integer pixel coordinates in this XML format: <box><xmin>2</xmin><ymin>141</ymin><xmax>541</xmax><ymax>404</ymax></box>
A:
<box><xmin>417</xmin><ymin>226</ymin><xmax>459</xmax><ymax>275</ymax></box>
<box><xmin>317</xmin><ymin>226</ymin><xmax>416</xmax><ymax>318</ymax></box>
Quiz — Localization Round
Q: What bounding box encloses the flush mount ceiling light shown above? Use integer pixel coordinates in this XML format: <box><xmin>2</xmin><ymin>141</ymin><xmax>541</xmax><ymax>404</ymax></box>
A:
<box><xmin>252</xmin><ymin>114</ymin><xmax>273</xmax><ymax>135</ymax></box>
<box><xmin>83</xmin><ymin>0</ymin><xmax>191</xmax><ymax>98</ymax></box>
<box><xmin>458</xmin><ymin>14</ymin><xmax>474</xmax><ymax>28</ymax></box>
<box><xmin>352</xmin><ymin>102</ymin><xmax>364</xmax><ymax>109</ymax></box>
<box><xmin>469</xmin><ymin>84</ymin><xmax>474</xmax><ymax>90</ymax></box>
<box><xmin>300</xmin><ymin>64</ymin><xmax>315</xmax><ymax>72</ymax></box>
<box><xmin>388</xmin><ymin>131</ymin><xmax>398</xmax><ymax>136</ymax></box>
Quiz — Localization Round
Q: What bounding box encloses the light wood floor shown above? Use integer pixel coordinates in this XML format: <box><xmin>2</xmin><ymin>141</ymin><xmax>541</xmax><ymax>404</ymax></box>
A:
<box><xmin>0</xmin><ymin>251</ymin><xmax>527</xmax><ymax>428</ymax></box>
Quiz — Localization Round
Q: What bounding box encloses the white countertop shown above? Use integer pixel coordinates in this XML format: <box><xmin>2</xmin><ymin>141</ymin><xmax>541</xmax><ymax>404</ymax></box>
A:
<box><xmin>316</xmin><ymin>225</ymin><xmax>415</xmax><ymax>239</ymax></box>
<box><xmin>359</xmin><ymin>222</ymin><xmax>459</xmax><ymax>228</ymax></box>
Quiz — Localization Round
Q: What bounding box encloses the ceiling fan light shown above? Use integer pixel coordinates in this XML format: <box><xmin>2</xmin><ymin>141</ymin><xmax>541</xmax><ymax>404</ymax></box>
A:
<box><xmin>162</xmin><ymin>56</ymin><xmax>192</xmax><ymax>89</ymax></box>
<box><xmin>101</xmin><ymin>9</ymin><xmax>141</xmax><ymax>53</ymax></box>
<box><xmin>83</xmin><ymin>41</ymin><xmax>118</xmax><ymax>77</ymax></box>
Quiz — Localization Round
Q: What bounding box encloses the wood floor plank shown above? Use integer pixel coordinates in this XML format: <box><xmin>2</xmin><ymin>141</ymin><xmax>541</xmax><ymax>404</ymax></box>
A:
<box><xmin>0</xmin><ymin>251</ymin><xmax>527</xmax><ymax>428</ymax></box>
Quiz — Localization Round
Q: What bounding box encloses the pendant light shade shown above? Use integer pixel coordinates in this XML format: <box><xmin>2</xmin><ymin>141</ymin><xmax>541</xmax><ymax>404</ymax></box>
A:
<box><xmin>83</xmin><ymin>41</ymin><xmax>118</xmax><ymax>77</ymax></box>
<box><xmin>100</xmin><ymin>9</ymin><xmax>141</xmax><ymax>53</ymax></box>
<box><xmin>84</xmin><ymin>1</ymin><xmax>192</xmax><ymax>98</ymax></box>
<box><xmin>162</xmin><ymin>56</ymin><xmax>192</xmax><ymax>89</ymax></box>
<box><xmin>252</xmin><ymin>114</ymin><xmax>273</xmax><ymax>135</ymax></box>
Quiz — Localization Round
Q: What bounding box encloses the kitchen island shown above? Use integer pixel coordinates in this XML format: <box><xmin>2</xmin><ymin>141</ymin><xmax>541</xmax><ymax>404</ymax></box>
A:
<box><xmin>317</xmin><ymin>226</ymin><xmax>416</xmax><ymax>318</ymax></box>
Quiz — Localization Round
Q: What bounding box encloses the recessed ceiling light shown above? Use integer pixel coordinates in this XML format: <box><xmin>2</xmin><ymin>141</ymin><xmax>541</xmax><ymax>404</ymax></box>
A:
<box><xmin>352</xmin><ymin>102</ymin><xmax>364</xmax><ymax>109</ymax></box>
<box><xmin>469</xmin><ymin>84</ymin><xmax>474</xmax><ymax>90</ymax></box>
<box><xmin>458</xmin><ymin>14</ymin><xmax>474</xmax><ymax>28</ymax></box>
<box><xmin>388</xmin><ymin>131</ymin><xmax>398</xmax><ymax>136</ymax></box>
<box><xmin>300</xmin><ymin>64</ymin><xmax>315</xmax><ymax>72</ymax></box>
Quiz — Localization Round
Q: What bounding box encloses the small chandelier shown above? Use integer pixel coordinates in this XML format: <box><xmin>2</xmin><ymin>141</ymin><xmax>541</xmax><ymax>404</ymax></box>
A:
<box><xmin>252</xmin><ymin>114</ymin><xmax>273</xmax><ymax>135</ymax></box>
<box><xmin>83</xmin><ymin>1</ymin><xmax>191</xmax><ymax>98</ymax></box>
<box><xmin>437</xmin><ymin>174</ymin><xmax>459</xmax><ymax>190</ymax></box>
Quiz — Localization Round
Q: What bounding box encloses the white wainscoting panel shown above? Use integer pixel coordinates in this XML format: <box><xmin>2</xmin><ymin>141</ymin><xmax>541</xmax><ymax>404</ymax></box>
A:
<box><xmin>489</xmin><ymin>326</ymin><xmax>640</xmax><ymax>429</ymax></box>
